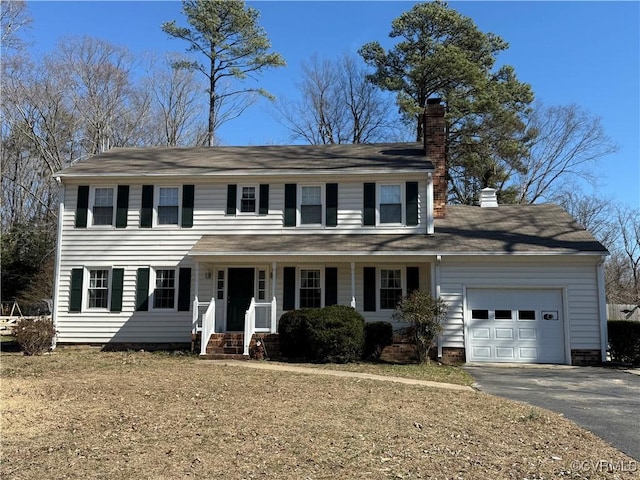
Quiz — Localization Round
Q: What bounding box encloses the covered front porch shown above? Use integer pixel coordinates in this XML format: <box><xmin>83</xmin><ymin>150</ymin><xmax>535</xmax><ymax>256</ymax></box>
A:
<box><xmin>187</xmin><ymin>234</ymin><xmax>441</xmax><ymax>357</ymax></box>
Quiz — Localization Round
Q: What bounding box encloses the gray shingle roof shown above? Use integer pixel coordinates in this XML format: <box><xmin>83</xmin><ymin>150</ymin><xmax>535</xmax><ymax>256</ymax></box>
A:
<box><xmin>55</xmin><ymin>143</ymin><xmax>433</xmax><ymax>177</ymax></box>
<box><xmin>189</xmin><ymin>204</ymin><xmax>607</xmax><ymax>256</ymax></box>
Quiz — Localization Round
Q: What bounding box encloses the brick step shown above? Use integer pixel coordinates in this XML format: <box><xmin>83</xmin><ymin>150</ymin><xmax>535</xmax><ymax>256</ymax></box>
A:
<box><xmin>200</xmin><ymin>353</ymin><xmax>248</xmax><ymax>360</ymax></box>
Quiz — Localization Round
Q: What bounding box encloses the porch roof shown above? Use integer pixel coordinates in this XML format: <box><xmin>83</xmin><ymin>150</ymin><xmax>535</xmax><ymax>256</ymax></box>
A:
<box><xmin>189</xmin><ymin>204</ymin><xmax>607</xmax><ymax>256</ymax></box>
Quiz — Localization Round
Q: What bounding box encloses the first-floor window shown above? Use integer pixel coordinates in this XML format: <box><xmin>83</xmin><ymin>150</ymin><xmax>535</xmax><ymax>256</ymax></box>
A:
<box><xmin>380</xmin><ymin>269</ymin><xmax>402</xmax><ymax>309</ymax></box>
<box><xmin>216</xmin><ymin>270</ymin><xmax>225</xmax><ymax>300</ymax></box>
<box><xmin>88</xmin><ymin>269</ymin><xmax>109</xmax><ymax>308</ymax></box>
<box><xmin>300</xmin><ymin>269</ymin><xmax>321</xmax><ymax>308</ymax></box>
<box><xmin>258</xmin><ymin>270</ymin><xmax>267</xmax><ymax>301</ymax></box>
<box><xmin>154</xmin><ymin>269</ymin><xmax>176</xmax><ymax>309</ymax></box>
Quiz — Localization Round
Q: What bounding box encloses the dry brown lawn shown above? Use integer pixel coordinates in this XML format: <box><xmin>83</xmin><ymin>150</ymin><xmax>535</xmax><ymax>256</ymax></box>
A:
<box><xmin>1</xmin><ymin>349</ymin><xmax>636</xmax><ymax>479</ymax></box>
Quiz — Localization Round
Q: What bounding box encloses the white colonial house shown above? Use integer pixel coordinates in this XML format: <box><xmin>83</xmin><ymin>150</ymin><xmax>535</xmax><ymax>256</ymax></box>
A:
<box><xmin>52</xmin><ymin>100</ymin><xmax>609</xmax><ymax>365</ymax></box>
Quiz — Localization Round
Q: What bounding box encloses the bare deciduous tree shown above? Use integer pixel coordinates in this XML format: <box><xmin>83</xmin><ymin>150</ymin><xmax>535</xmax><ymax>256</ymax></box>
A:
<box><xmin>276</xmin><ymin>53</ymin><xmax>406</xmax><ymax>145</ymax></box>
<box><xmin>606</xmin><ymin>206</ymin><xmax>640</xmax><ymax>306</ymax></box>
<box><xmin>145</xmin><ymin>55</ymin><xmax>206</xmax><ymax>146</ymax></box>
<box><xmin>514</xmin><ymin>103</ymin><xmax>618</xmax><ymax>204</ymax></box>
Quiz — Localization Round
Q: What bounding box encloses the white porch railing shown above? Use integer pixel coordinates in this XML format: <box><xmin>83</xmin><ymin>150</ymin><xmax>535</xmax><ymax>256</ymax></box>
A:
<box><xmin>243</xmin><ymin>298</ymin><xmax>276</xmax><ymax>356</ymax></box>
<box><xmin>192</xmin><ymin>297</ymin><xmax>217</xmax><ymax>356</ymax></box>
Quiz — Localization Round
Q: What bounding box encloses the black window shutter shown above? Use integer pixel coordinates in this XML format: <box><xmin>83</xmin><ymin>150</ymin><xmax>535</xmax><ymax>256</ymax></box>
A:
<box><xmin>406</xmin><ymin>181</ymin><xmax>418</xmax><ymax>226</ymax></box>
<box><xmin>363</xmin><ymin>267</ymin><xmax>376</xmax><ymax>312</ymax></box>
<box><xmin>407</xmin><ymin>267</ymin><xmax>420</xmax><ymax>294</ymax></box>
<box><xmin>136</xmin><ymin>267</ymin><xmax>150</xmax><ymax>311</ymax></box>
<box><xmin>283</xmin><ymin>267</ymin><xmax>296</xmax><ymax>310</ymax></box>
<box><xmin>116</xmin><ymin>185</ymin><xmax>129</xmax><ymax>228</ymax></box>
<box><xmin>326</xmin><ymin>183</ymin><xmax>338</xmax><ymax>227</ymax></box>
<box><xmin>69</xmin><ymin>268</ymin><xmax>84</xmax><ymax>312</ymax></box>
<box><xmin>284</xmin><ymin>184</ymin><xmax>297</xmax><ymax>227</ymax></box>
<box><xmin>140</xmin><ymin>185</ymin><xmax>154</xmax><ymax>228</ymax></box>
<box><xmin>177</xmin><ymin>267</ymin><xmax>192</xmax><ymax>311</ymax></box>
<box><xmin>226</xmin><ymin>184</ymin><xmax>237</xmax><ymax>215</ymax></box>
<box><xmin>110</xmin><ymin>268</ymin><xmax>125</xmax><ymax>312</ymax></box>
<box><xmin>325</xmin><ymin>267</ymin><xmax>338</xmax><ymax>306</ymax></box>
<box><xmin>75</xmin><ymin>186</ymin><xmax>89</xmax><ymax>228</ymax></box>
<box><xmin>363</xmin><ymin>183</ymin><xmax>375</xmax><ymax>226</ymax></box>
<box><xmin>182</xmin><ymin>185</ymin><xmax>194</xmax><ymax>228</ymax></box>
<box><xmin>259</xmin><ymin>184</ymin><xmax>269</xmax><ymax>215</ymax></box>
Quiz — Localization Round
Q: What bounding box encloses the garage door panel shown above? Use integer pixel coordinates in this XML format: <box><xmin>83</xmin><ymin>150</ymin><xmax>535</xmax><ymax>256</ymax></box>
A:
<box><xmin>471</xmin><ymin>346</ymin><xmax>492</xmax><ymax>359</ymax></box>
<box><xmin>467</xmin><ymin>288</ymin><xmax>565</xmax><ymax>364</ymax></box>
<box><xmin>495</xmin><ymin>328</ymin><xmax>514</xmax><ymax>339</ymax></box>
<box><xmin>471</xmin><ymin>327</ymin><xmax>490</xmax><ymax>339</ymax></box>
<box><xmin>518</xmin><ymin>328</ymin><xmax>537</xmax><ymax>340</ymax></box>
<box><xmin>496</xmin><ymin>347</ymin><xmax>515</xmax><ymax>359</ymax></box>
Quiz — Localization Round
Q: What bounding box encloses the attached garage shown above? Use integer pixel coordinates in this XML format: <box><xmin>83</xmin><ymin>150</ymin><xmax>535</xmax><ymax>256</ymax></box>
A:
<box><xmin>465</xmin><ymin>288</ymin><xmax>566</xmax><ymax>364</ymax></box>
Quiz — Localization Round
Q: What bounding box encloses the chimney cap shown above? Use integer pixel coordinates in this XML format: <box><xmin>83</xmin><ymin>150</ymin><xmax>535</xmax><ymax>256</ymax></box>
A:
<box><xmin>480</xmin><ymin>187</ymin><xmax>499</xmax><ymax>208</ymax></box>
<box><xmin>427</xmin><ymin>97</ymin><xmax>442</xmax><ymax>105</ymax></box>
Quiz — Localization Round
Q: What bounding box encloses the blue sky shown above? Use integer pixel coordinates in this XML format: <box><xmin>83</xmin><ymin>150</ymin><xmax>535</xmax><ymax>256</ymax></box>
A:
<box><xmin>22</xmin><ymin>1</ymin><xmax>640</xmax><ymax>208</ymax></box>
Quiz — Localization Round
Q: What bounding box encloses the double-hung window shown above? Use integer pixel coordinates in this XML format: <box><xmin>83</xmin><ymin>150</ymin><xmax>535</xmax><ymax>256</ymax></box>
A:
<box><xmin>88</xmin><ymin>269</ymin><xmax>110</xmax><ymax>308</ymax></box>
<box><xmin>300</xmin><ymin>186</ymin><xmax>322</xmax><ymax>225</ymax></box>
<box><xmin>299</xmin><ymin>269</ymin><xmax>321</xmax><ymax>308</ymax></box>
<box><xmin>153</xmin><ymin>269</ymin><xmax>176</xmax><ymax>309</ymax></box>
<box><xmin>240</xmin><ymin>186</ymin><xmax>257</xmax><ymax>213</ymax></box>
<box><xmin>380</xmin><ymin>268</ymin><xmax>403</xmax><ymax>310</ymax></box>
<box><xmin>379</xmin><ymin>184</ymin><xmax>402</xmax><ymax>224</ymax></box>
<box><xmin>92</xmin><ymin>187</ymin><xmax>115</xmax><ymax>226</ymax></box>
<box><xmin>158</xmin><ymin>187</ymin><xmax>179</xmax><ymax>225</ymax></box>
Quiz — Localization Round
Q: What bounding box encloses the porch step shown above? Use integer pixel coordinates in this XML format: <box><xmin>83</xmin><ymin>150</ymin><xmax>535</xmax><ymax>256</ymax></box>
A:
<box><xmin>205</xmin><ymin>333</ymin><xmax>247</xmax><ymax>356</ymax></box>
<box><xmin>200</xmin><ymin>353</ymin><xmax>248</xmax><ymax>360</ymax></box>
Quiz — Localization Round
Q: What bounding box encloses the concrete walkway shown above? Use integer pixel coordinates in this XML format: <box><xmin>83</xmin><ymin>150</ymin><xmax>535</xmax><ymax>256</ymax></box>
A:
<box><xmin>201</xmin><ymin>359</ymin><xmax>474</xmax><ymax>392</ymax></box>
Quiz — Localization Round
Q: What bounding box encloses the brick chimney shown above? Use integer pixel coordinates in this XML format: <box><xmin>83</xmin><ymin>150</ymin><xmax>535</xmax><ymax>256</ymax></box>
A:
<box><xmin>424</xmin><ymin>98</ymin><xmax>446</xmax><ymax>218</ymax></box>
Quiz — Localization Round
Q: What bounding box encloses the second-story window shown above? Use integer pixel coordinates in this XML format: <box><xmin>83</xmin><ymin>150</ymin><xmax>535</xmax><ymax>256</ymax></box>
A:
<box><xmin>92</xmin><ymin>187</ymin><xmax>114</xmax><ymax>226</ymax></box>
<box><xmin>379</xmin><ymin>185</ymin><xmax>402</xmax><ymax>224</ymax></box>
<box><xmin>158</xmin><ymin>187</ymin><xmax>179</xmax><ymax>225</ymax></box>
<box><xmin>300</xmin><ymin>186</ymin><xmax>322</xmax><ymax>225</ymax></box>
<box><xmin>240</xmin><ymin>186</ymin><xmax>257</xmax><ymax>213</ymax></box>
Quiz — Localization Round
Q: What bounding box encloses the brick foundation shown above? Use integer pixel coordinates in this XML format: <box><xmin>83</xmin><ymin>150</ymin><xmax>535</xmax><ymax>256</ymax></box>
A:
<box><xmin>439</xmin><ymin>347</ymin><xmax>466</xmax><ymax>365</ymax></box>
<box><xmin>571</xmin><ymin>349</ymin><xmax>602</xmax><ymax>366</ymax></box>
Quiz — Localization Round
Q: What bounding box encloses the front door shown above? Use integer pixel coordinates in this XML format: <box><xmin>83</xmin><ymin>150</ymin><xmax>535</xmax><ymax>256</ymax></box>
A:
<box><xmin>227</xmin><ymin>268</ymin><xmax>255</xmax><ymax>331</ymax></box>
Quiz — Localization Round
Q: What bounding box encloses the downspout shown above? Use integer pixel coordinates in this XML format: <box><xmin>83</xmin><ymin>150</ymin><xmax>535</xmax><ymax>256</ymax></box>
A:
<box><xmin>597</xmin><ymin>256</ymin><xmax>608</xmax><ymax>363</ymax></box>
<box><xmin>51</xmin><ymin>178</ymin><xmax>65</xmax><ymax>349</ymax></box>
<box><xmin>434</xmin><ymin>255</ymin><xmax>442</xmax><ymax>359</ymax></box>
<box><xmin>426</xmin><ymin>173</ymin><xmax>434</xmax><ymax>235</ymax></box>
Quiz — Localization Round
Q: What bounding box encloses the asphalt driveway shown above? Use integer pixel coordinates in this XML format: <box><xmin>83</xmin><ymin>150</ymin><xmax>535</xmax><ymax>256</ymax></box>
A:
<box><xmin>465</xmin><ymin>365</ymin><xmax>640</xmax><ymax>461</ymax></box>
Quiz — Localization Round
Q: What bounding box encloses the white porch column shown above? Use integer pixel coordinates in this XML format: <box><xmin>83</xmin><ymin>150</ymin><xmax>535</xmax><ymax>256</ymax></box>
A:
<box><xmin>350</xmin><ymin>261</ymin><xmax>356</xmax><ymax>308</ymax></box>
<box><xmin>271</xmin><ymin>261</ymin><xmax>277</xmax><ymax>333</ymax></box>
<box><xmin>195</xmin><ymin>261</ymin><xmax>200</xmax><ymax>303</ymax></box>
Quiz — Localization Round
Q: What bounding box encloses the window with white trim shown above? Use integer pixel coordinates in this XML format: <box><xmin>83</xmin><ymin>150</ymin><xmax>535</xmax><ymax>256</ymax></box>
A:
<box><xmin>92</xmin><ymin>187</ymin><xmax>115</xmax><ymax>226</ymax></box>
<box><xmin>157</xmin><ymin>187</ymin><xmax>179</xmax><ymax>225</ymax></box>
<box><xmin>153</xmin><ymin>269</ymin><xmax>176</xmax><ymax>309</ymax></box>
<box><xmin>216</xmin><ymin>270</ymin><xmax>225</xmax><ymax>300</ymax></box>
<box><xmin>379</xmin><ymin>184</ymin><xmax>402</xmax><ymax>224</ymax></box>
<box><xmin>88</xmin><ymin>268</ymin><xmax>110</xmax><ymax>309</ymax></box>
<box><xmin>240</xmin><ymin>186</ymin><xmax>257</xmax><ymax>213</ymax></box>
<box><xmin>380</xmin><ymin>268</ymin><xmax>402</xmax><ymax>309</ymax></box>
<box><xmin>300</xmin><ymin>186</ymin><xmax>323</xmax><ymax>225</ymax></box>
<box><xmin>300</xmin><ymin>269</ymin><xmax>321</xmax><ymax>308</ymax></box>
<box><xmin>257</xmin><ymin>270</ymin><xmax>267</xmax><ymax>301</ymax></box>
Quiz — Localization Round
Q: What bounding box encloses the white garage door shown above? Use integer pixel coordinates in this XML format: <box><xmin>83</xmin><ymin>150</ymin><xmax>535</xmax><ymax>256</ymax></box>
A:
<box><xmin>466</xmin><ymin>289</ymin><xmax>565</xmax><ymax>364</ymax></box>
